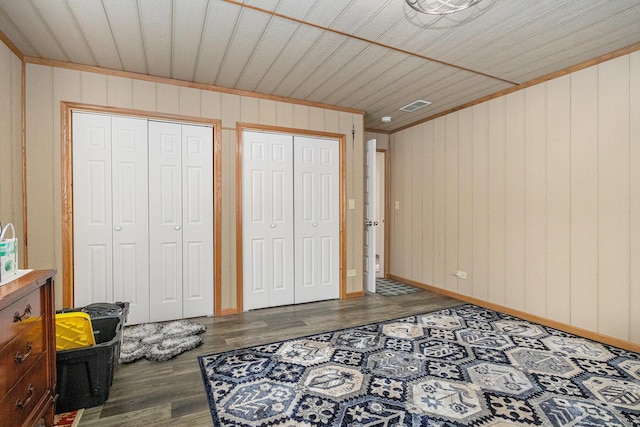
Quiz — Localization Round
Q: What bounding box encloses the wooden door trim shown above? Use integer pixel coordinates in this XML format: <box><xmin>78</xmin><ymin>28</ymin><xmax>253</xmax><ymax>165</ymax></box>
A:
<box><xmin>236</xmin><ymin>123</ymin><xmax>348</xmax><ymax>313</ymax></box>
<box><xmin>61</xmin><ymin>102</ymin><xmax>223</xmax><ymax>315</ymax></box>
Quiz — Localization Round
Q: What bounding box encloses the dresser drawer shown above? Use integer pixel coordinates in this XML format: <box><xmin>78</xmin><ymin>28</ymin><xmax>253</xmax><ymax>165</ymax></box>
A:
<box><xmin>0</xmin><ymin>288</ymin><xmax>43</xmax><ymax>349</ymax></box>
<box><xmin>0</xmin><ymin>353</ymin><xmax>48</xmax><ymax>427</ymax></box>
<box><xmin>0</xmin><ymin>316</ymin><xmax>45</xmax><ymax>396</ymax></box>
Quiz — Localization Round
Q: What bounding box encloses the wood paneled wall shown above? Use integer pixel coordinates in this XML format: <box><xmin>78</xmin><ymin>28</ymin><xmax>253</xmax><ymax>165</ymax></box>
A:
<box><xmin>0</xmin><ymin>43</ymin><xmax>23</xmax><ymax>266</ymax></box>
<box><xmin>390</xmin><ymin>52</ymin><xmax>640</xmax><ymax>344</ymax></box>
<box><xmin>24</xmin><ymin>63</ymin><xmax>364</xmax><ymax>311</ymax></box>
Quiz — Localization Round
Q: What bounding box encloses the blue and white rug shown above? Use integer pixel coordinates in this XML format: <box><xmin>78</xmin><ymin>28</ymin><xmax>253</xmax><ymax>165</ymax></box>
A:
<box><xmin>198</xmin><ymin>304</ymin><xmax>640</xmax><ymax>426</ymax></box>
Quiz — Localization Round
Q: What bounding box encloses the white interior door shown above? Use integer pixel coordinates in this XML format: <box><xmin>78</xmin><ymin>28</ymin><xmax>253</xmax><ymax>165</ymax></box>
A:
<box><xmin>294</xmin><ymin>136</ymin><xmax>340</xmax><ymax>304</ymax></box>
<box><xmin>364</xmin><ymin>139</ymin><xmax>376</xmax><ymax>293</ymax></box>
<box><xmin>148</xmin><ymin>121</ymin><xmax>183</xmax><ymax>322</ymax></box>
<box><xmin>242</xmin><ymin>131</ymin><xmax>295</xmax><ymax>310</ymax></box>
<box><xmin>73</xmin><ymin>113</ymin><xmax>114</xmax><ymax>306</ymax></box>
<box><xmin>111</xmin><ymin>117</ymin><xmax>150</xmax><ymax>325</ymax></box>
<box><xmin>181</xmin><ymin>124</ymin><xmax>214</xmax><ymax>318</ymax></box>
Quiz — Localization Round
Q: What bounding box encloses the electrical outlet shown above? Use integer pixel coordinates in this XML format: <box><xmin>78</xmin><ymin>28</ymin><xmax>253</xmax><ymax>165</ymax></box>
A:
<box><xmin>347</xmin><ymin>269</ymin><xmax>357</xmax><ymax>277</ymax></box>
<box><xmin>454</xmin><ymin>270</ymin><xmax>467</xmax><ymax>280</ymax></box>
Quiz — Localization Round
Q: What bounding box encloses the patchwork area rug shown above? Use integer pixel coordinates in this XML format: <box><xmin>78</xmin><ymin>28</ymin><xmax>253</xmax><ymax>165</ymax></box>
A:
<box><xmin>375</xmin><ymin>278</ymin><xmax>421</xmax><ymax>296</ymax></box>
<box><xmin>199</xmin><ymin>304</ymin><xmax>640</xmax><ymax>426</ymax></box>
<box><xmin>119</xmin><ymin>319</ymin><xmax>206</xmax><ymax>363</ymax></box>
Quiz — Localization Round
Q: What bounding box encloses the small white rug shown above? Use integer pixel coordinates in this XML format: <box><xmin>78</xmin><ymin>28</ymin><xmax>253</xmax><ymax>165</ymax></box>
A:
<box><xmin>119</xmin><ymin>320</ymin><xmax>206</xmax><ymax>363</ymax></box>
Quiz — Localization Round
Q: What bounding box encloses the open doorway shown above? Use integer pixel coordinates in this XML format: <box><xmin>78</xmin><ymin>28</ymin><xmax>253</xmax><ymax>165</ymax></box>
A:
<box><xmin>365</xmin><ymin>139</ymin><xmax>389</xmax><ymax>294</ymax></box>
<box><xmin>375</xmin><ymin>150</ymin><xmax>387</xmax><ymax>278</ymax></box>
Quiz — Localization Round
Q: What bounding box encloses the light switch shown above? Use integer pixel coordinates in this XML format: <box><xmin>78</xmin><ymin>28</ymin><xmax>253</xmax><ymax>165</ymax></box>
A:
<box><xmin>347</xmin><ymin>269</ymin><xmax>357</xmax><ymax>277</ymax></box>
<box><xmin>395</xmin><ymin>201</ymin><xmax>400</xmax><ymax>209</ymax></box>
<box><xmin>349</xmin><ymin>199</ymin><xmax>355</xmax><ymax>209</ymax></box>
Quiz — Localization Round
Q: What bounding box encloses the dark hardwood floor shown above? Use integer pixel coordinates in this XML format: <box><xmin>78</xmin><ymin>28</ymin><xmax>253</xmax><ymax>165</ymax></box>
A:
<box><xmin>79</xmin><ymin>288</ymin><xmax>463</xmax><ymax>426</ymax></box>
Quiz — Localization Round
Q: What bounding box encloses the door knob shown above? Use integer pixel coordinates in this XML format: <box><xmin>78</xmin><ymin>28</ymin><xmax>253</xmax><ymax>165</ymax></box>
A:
<box><xmin>114</xmin><ymin>225</ymin><xmax>122</xmax><ymax>231</ymax></box>
<box><xmin>271</xmin><ymin>223</ymin><xmax>276</xmax><ymax>228</ymax></box>
<box><xmin>174</xmin><ymin>225</ymin><xmax>181</xmax><ymax>231</ymax></box>
<box><xmin>313</xmin><ymin>223</ymin><xmax>318</xmax><ymax>227</ymax></box>
<box><xmin>365</xmin><ymin>220</ymin><xmax>373</xmax><ymax>226</ymax></box>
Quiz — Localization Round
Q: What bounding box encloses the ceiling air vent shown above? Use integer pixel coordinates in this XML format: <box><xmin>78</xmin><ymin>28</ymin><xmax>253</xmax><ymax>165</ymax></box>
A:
<box><xmin>399</xmin><ymin>99</ymin><xmax>431</xmax><ymax>112</ymax></box>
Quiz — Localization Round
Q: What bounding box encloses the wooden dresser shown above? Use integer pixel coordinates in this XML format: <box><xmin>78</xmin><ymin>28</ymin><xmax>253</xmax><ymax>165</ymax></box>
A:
<box><xmin>0</xmin><ymin>270</ymin><xmax>56</xmax><ymax>427</ymax></box>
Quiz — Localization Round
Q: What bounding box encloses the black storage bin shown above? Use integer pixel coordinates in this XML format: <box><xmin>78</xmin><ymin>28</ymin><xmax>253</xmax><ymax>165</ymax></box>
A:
<box><xmin>55</xmin><ymin>302</ymin><xmax>129</xmax><ymax>414</ymax></box>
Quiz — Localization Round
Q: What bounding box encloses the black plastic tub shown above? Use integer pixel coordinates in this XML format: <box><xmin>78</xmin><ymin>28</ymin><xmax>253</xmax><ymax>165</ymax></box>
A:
<box><xmin>55</xmin><ymin>302</ymin><xmax>129</xmax><ymax>414</ymax></box>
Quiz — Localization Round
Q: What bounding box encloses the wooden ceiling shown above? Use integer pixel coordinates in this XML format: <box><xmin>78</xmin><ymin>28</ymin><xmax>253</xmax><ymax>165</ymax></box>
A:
<box><xmin>1</xmin><ymin>0</ymin><xmax>639</xmax><ymax>132</ymax></box>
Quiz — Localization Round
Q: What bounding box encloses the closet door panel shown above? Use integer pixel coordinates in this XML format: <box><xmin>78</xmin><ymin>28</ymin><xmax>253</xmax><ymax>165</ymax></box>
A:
<box><xmin>73</xmin><ymin>112</ymin><xmax>113</xmax><ymax>306</ymax></box>
<box><xmin>251</xmin><ymin>239</ymin><xmax>266</xmax><ymax>294</ymax></box>
<box><xmin>111</xmin><ymin>116</ymin><xmax>149</xmax><ymax>325</ymax></box>
<box><xmin>149</xmin><ymin>121</ymin><xmax>183</xmax><ymax>322</ymax></box>
<box><xmin>269</xmin><ymin>135</ymin><xmax>295</xmax><ymax>307</ymax></box>
<box><xmin>244</xmin><ymin>141</ymin><xmax>268</xmax><ymax>309</ymax></box>
<box><xmin>242</xmin><ymin>131</ymin><xmax>294</xmax><ymax>310</ymax></box>
<box><xmin>318</xmin><ymin>151</ymin><xmax>338</xmax><ymax>294</ymax></box>
<box><xmin>181</xmin><ymin>124</ymin><xmax>214</xmax><ymax>317</ymax></box>
<box><xmin>294</xmin><ymin>137</ymin><xmax>339</xmax><ymax>304</ymax></box>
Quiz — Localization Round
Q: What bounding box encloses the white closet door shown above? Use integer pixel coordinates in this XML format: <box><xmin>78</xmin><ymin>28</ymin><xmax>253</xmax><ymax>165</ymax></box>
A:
<box><xmin>148</xmin><ymin>121</ymin><xmax>183</xmax><ymax>322</ymax></box>
<box><xmin>73</xmin><ymin>113</ymin><xmax>114</xmax><ymax>306</ymax></box>
<box><xmin>181</xmin><ymin>124</ymin><xmax>214</xmax><ymax>318</ymax></box>
<box><xmin>294</xmin><ymin>136</ymin><xmax>340</xmax><ymax>303</ymax></box>
<box><xmin>242</xmin><ymin>131</ymin><xmax>295</xmax><ymax>310</ymax></box>
<box><xmin>111</xmin><ymin>117</ymin><xmax>150</xmax><ymax>325</ymax></box>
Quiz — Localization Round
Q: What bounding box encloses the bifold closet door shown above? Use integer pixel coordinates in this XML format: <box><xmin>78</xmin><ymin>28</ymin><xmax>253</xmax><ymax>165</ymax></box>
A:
<box><xmin>294</xmin><ymin>136</ymin><xmax>340</xmax><ymax>303</ymax></box>
<box><xmin>148</xmin><ymin>121</ymin><xmax>214</xmax><ymax>322</ymax></box>
<box><xmin>73</xmin><ymin>113</ymin><xmax>150</xmax><ymax>325</ymax></box>
<box><xmin>242</xmin><ymin>131</ymin><xmax>339</xmax><ymax>311</ymax></box>
<box><xmin>242</xmin><ymin>131</ymin><xmax>295</xmax><ymax>311</ymax></box>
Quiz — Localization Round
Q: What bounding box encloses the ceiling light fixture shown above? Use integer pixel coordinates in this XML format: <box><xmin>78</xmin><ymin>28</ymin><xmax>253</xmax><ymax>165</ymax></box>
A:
<box><xmin>406</xmin><ymin>0</ymin><xmax>483</xmax><ymax>15</ymax></box>
<box><xmin>381</xmin><ymin>116</ymin><xmax>392</xmax><ymax>123</ymax></box>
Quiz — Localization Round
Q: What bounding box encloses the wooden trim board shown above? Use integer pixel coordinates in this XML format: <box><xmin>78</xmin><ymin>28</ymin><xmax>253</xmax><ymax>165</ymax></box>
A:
<box><xmin>388</xmin><ymin>274</ymin><xmax>640</xmax><ymax>353</ymax></box>
<box><xmin>24</xmin><ymin>57</ymin><xmax>363</xmax><ymax>116</ymax></box>
<box><xmin>21</xmin><ymin>60</ymin><xmax>28</xmax><ymax>268</ymax></box>
<box><xmin>0</xmin><ymin>29</ymin><xmax>24</xmax><ymax>61</ymax></box>
<box><xmin>391</xmin><ymin>41</ymin><xmax>640</xmax><ymax>134</ymax></box>
<box><xmin>222</xmin><ymin>0</ymin><xmax>517</xmax><ymax>86</ymax></box>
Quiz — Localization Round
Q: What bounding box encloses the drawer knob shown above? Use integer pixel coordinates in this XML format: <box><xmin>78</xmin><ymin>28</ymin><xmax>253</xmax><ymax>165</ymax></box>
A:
<box><xmin>13</xmin><ymin>304</ymin><xmax>32</xmax><ymax>323</ymax></box>
<box><xmin>15</xmin><ymin>341</ymin><xmax>33</xmax><ymax>364</ymax></box>
<box><xmin>15</xmin><ymin>384</ymin><xmax>34</xmax><ymax>409</ymax></box>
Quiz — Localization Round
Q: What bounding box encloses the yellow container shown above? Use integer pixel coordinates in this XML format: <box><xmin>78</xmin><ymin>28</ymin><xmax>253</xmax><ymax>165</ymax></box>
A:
<box><xmin>56</xmin><ymin>312</ymin><xmax>96</xmax><ymax>350</ymax></box>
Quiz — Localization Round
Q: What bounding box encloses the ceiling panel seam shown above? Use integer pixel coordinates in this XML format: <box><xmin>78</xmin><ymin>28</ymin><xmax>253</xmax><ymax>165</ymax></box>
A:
<box><xmin>191</xmin><ymin>1</ymin><xmax>210</xmax><ymax>82</ymax></box>
<box><xmin>236</xmin><ymin>14</ymin><xmax>276</xmax><ymax>89</ymax></box>
<box><xmin>213</xmin><ymin>4</ymin><xmax>244</xmax><ymax>85</ymax></box>
<box><xmin>28</xmin><ymin>0</ymin><xmax>68</xmax><ymax>61</ymax></box>
<box><xmin>282</xmin><ymin>33</ymin><xmax>354</xmax><ymax>98</ymax></box>
<box><xmin>134</xmin><ymin>0</ymin><xmax>149</xmax><ymax>75</ymax></box>
<box><xmin>98</xmin><ymin>0</ymin><xmax>123</xmax><ymax>71</ymax></box>
<box><xmin>169</xmin><ymin>0</ymin><xmax>175</xmax><ymax>79</ymax></box>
